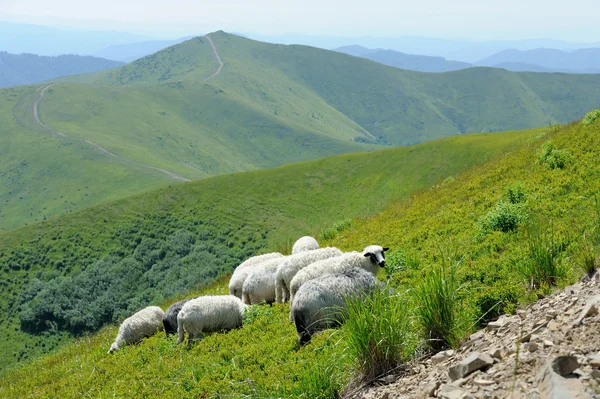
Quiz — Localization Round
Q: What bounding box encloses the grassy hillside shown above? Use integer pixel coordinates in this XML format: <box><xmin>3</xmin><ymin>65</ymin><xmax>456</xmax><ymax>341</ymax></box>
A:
<box><xmin>0</xmin><ymin>127</ymin><xmax>536</xmax><ymax>372</ymax></box>
<box><xmin>3</xmin><ymin>31</ymin><xmax>600</xmax><ymax>231</ymax></box>
<box><xmin>1</xmin><ymin>116</ymin><xmax>598</xmax><ymax>398</ymax></box>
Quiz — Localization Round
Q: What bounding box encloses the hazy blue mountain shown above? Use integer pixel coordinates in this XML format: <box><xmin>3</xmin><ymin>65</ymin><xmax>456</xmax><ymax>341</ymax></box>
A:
<box><xmin>0</xmin><ymin>52</ymin><xmax>123</xmax><ymax>88</ymax></box>
<box><xmin>92</xmin><ymin>36</ymin><xmax>195</xmax><ymax>62</ymax></box>
<box><xmin>0</xmin><ymin>21</ymin><xmax>151</xmax><ymax>55</ymax></box>
<box><xmin>246</xmin><ymin>33</ymin><xmax>600</xmax><ymax>63</ymax></box>
<box><xmin>478</xmin><ymin>48</ymin><xmax>600</xmax><ymax>73</ymax></box>
<box><xmin>336</xmin><ymin>45</ymin><xmax>472</xmax><ymax>72</ymax></box>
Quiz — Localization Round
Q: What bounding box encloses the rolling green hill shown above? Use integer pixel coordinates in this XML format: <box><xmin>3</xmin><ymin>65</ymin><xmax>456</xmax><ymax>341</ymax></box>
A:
<box><xmin>0</xmin><ymin>127</ymin><xmax>537</xmax><ymax>372</ymax></box>
<box><xmin>1</xmin><ymin>116</ymin><xmax>598</xmax><ymax>398</ymax></box>
<box><xmin>3</xmin><ymin>31</ymin><xmax>600</xmax><ymax>232</ymax></box>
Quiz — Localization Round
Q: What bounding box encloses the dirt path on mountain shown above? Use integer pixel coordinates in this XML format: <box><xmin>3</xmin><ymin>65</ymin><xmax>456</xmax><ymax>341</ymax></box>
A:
<box><xmin>31</xmin><ymin>84</ymin><xmax>190</xmax><ymax>182</ymax></box>
<box><xmin>204</xmin><ymin>35</ymin><xmax>224</xmax><ymax>81</ymax></box>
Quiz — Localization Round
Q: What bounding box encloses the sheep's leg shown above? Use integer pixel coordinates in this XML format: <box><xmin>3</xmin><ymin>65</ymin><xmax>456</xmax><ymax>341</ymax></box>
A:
<box><xmin>275</xmin><ymin>281</ymin><xmax>283</xmax><ymax>304</ymax></box>
<box><xmin>242</xmin><ymin>292</ymin><xmax>251</xmax><ymax>305</ymax></box>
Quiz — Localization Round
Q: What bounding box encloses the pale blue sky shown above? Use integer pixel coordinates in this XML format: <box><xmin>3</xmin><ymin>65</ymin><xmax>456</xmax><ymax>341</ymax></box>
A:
<box><xmin>1</xmin><ymin>0</ymin><xmax>599</xmax><ymax>40</ymax></box>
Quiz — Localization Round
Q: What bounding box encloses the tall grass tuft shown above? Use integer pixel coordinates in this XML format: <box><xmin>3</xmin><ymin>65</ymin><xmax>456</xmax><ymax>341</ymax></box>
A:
<box><xmin>518</xmin><ymin>218</ymin><xmax>567</xmax><ymax>289</ymax></box>
<box><xmin>414</xmin><ymin>258</ymin><xmax>469</xmax><ymax>351</ymax></box>
<box><xmin>342</xmin><ymin>287</ymin><xmax>415</xmax><ymax>385</ymax></box>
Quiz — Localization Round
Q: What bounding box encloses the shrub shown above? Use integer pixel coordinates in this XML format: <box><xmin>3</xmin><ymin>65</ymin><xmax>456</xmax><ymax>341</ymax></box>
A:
<box><xmin>342</xmin><ymin>287</ymin><xmax>414</xmax><ymax>384</ymax></box>
<box><xmin>583</xmin><ymin>109</ymin><xmax>600</xmax><ymax>125</ymax></box>
<box><xmin>319</xmin><ymin>219</ymin><xmax>353</xmax><ymax>241</ymax></box>
<box><xmin>505</xmin><ymin>182</ymin><xmax>526</xmax><ymax>204</ymax></box>
<box><xmin>479</xmin><ymin>201</ymin><xmax>528</xmax><ymax>233</ymax></box>
<box><xmin>577</xmin><ymin>232</ymin><xmax>598</xmax><ymax>277</ymax></box>
<box><xmin>414</xmin><ymin>259</ymin><xmax>470</xmax><ymax>351</ymax></box>
<box><xmin>384</xmin><ymin>248</ymin><xmax>420</xmax><ymax>275</ymax></box>
<box><xmin>537</xmin><ymin>142</ymin><xmax>571</xmax><ymax>169</ymax></box>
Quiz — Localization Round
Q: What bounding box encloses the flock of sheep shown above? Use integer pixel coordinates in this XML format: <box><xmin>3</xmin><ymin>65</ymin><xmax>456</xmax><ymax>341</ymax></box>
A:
<box><xmin>108</xmin><ymin>236</ymin><xmax>388</xmax><ymax>353</ymax></box>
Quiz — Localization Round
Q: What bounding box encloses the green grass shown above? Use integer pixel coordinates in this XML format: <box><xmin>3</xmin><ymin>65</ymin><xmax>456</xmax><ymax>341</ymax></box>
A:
<box><xmin>0</xmin><ymin>120</ymin><xmax>599</xmax><ymax>397</ymax></box>
<box><xmin>0</xmin><ymin>127</ymin><xmax>536</xmax><ymax>371</ymax></box>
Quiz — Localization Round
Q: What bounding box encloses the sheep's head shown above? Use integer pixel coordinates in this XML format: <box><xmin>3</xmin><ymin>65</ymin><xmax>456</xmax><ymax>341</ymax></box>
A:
<box><xmin>363</xmin><ymin>245</ymin><xmax>389</xmax><ymax>268</ymax></box>
<box><xmin>108</xmin><ymin>342</ymin><xmax>119</xmax><ymax>354</ymax></box>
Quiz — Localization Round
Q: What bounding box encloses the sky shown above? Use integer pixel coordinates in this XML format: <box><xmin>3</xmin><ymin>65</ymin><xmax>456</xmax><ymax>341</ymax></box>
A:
<box><xmin>1</xmin><ymin>0</ymin><xmax>600</xmax><ymax>41</ymax></box>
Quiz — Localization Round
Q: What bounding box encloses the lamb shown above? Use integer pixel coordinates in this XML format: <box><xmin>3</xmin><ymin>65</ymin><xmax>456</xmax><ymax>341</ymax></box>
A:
<box><xmin>163</xmin><ymin>298</ymin><xmax>194</xmax><ymax>336</ymax></box>
<box><xmin>289</xmin><ymin>245</ymin><xmax>388</xmax><ymax>303</ymax></box>
<box><xmin>291</xmin><ymin>268</ymin><xmax>379</xmax><ymax>345</ymax></box>
<box><xmin>275</xmin><ymin>247</ymin><xmax>343</xmax><ymax>303</ymax></box>
<box><xmin>108</xmin><ymin>306</ymin><xmax>165</xmax><ymax>353</ymax></box>
<box><xmin>177</xmin><ymin>295</ymin><xmax>246</xmax><ymax>344</ymax></box>
<box><xmin>241</xmin><ymin>257</ymin><xmax>285</xmax><ymax>305</ymax></box>
<box><xmin>229</xmin><ymin>252</ymin><xmax>284</xmax><ymax>298</ymax></box>
<box><xmin>292</xmin><ymin>236</ymin><xmax>320</xmax><ymax>254</ymax></box>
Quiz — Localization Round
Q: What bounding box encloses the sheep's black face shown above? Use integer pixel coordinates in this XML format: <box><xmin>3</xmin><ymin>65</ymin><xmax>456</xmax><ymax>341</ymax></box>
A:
<box><xmin>364</xmin><ymin>247</ymin><xmax>388</xmax><ymax>268</ymax></box>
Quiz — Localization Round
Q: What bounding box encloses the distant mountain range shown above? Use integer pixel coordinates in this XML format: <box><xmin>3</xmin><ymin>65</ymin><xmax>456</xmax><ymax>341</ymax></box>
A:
<box><xmin>0</xmin><ymin>52</ymin><xmax>123</xmax><ymax>88</ymax></box>
<box><xmin>478</xmin><ymin>48</ymin><xmax>600</xmax><ymax>73</ymax></box>
<box><xmin>336</xmin><ymin>45</ymin><xmax>472</xmax><ymax>72</ymax></box>
<box><xmin>92</xmin><ymin>37</ymin><xmax>194</xmax><ymax>62</ymax></box>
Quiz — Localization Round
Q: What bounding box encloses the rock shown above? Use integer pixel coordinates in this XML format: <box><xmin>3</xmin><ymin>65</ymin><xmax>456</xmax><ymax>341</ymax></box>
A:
<box><xmin>573</xmin><ymin>303</ymin><xmax>598</xmax><ymax>326</ymax></box>
<box><xmin>488</xmin><ymin>346</ymin><xmax>502</xmax><ymax>359</ymax></box>
<box><xmin>487</xmin><ymin>320</ymin><xmax>504</xmax><ymax>330</ymax></box>
<box><xmin>418</xmin><ymin>380</ymin><xmax>440</xmax><ymax>397</ymax></box>
<box><xmin>539</xmin><ymin>361</ymin><xmax>591</xmax><ymax>399</ymax></box>
<box><xmin>591</xmin><ymin>369</ymin><xmax>600</xmax><ymax>380</ymax></box>
<box><xmin>432</xmin><ymin>351</ymin><xmax>451</xmax><ymax>365</ymax></box>
<box><xmin>548</xmin><ymin>320</ymin><xmax>560</xmax><ymax>332</ymax></box>
<box><xmin>469</xmin><ymin>331</ymin><xmax>484</xmax><ymax>341</ymax></box>
<box><xmin>588</xmin><ymin>353</ymin><xmax>600</xmax><ymax>368</ymax></box>
<box><xmin>448</xmin><ymin>352</ymin><xmax>494</xmax><ymax>381</ymax></box>
<box><xmin>530</xmin><ymin>334</ymin><xmax>541</xmax><ymax>342</ymax></box>
<box><xmin>437</xmin><ymin>384</ymin><xmax>468</xmax><ymax>399</ymax></box>
<box><xmin>551</xmin><ymin>356</ymin><xmax>580</xmax><ymax>376</ymax></box>
<box><xmin>528</xmin><ymin>342</ymin><xmax>540</xmax><ymax>353</ymax></box>
<box><xmin>473</xmin><ymin>379</ymin><xmax>495</xmax><ymax>386</ymax></box>
<box><xmin>543</xmin><ymin>340</ymin><xmax>554</xmax><ymax>348</ymax></box>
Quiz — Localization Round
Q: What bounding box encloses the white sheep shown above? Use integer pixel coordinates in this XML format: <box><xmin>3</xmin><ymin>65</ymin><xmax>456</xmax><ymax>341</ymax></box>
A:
<box><xmin>177</xmin><ymin>295</ymin><xmax>246</xmax><ymax>344</ymax></box>
<box><xmin>275</xmin><ymin>247</ymin><xmax>343</xmax><ymax>303</ymax></box>
<box><xmin>289</xmin><ymin>245</ymin><xmax>388</xmax><ymax>303</ymax></box>
<box><xmin>291</xmin><ymin>268</ymin><xmax>379</xmax><ymax>345</ymax></box>
<box><xmin>292</xmin><ymin>236</ymin><xmax>320</xmax><ymax>254</ymax></box>
<box><xmin>229</xmin><ymin>252</ymin><xmax>284</xmax><ymax>298</ymax></box>
<box><xmin>242</xmin><ymin>257</ymin><xmax>285</xmax><ymax>305</ymax></box>
<box><xmin>108</xmin><ymin>306</ymin><xmax>165</xmax><ymax>353</ymax></box>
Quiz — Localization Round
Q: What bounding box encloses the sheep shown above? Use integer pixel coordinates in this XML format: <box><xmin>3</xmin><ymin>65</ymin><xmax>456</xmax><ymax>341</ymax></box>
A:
<box><xmin>241</xmin><ymin>257</ymin><xmax>285</xmax><ymax>305</ymax></box>
<box><xmin>177</xmin><ymin>295</ymin><xmax>246</xmax><ymax>344</ymax></box>
<box><xmin>275</xmin><ymin>247</ymin><xmax>343</xmax><ymax>303</ymax></box>
<box><xmin>229</xmin><ymin>252</ymin><xmax>284</xmax><ymax>298</ymax></box>
<box><xmin>292</xmin><ymin>236</ymin><xmax>320</xmax><ymax>254</ymax></box>
<box><xmin>108</xmin><ymin>306</ymin><xmax>165</xmax><ymax>353</ymax></box>
<box><xmin>291</xmin><ymin>268</ymin><xmax>379</xmax><ymax>345</ymax></box>
<box><xmin>163</xmin><ymin>298</ymin><xmax>194</xmax><ymax>336</ymax></box>
<box><xmin>289</xmin><ymin>245</ymin><xmax>388</xmax><ymax>303</ymax></box>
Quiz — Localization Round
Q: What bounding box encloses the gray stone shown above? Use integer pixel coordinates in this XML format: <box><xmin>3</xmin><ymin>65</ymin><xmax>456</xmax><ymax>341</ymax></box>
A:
<box><xmin>487</xmin><ymin>320</ymin><xmax>504</xmax><ymax>330</ymax></box>
<box><xmin>551</xmin><ymin>356</ymin><xmax>580</xmax><ymax>376</ymax></box>
<box><xmin>548</xmin><ymin>320</ymin><xmax>560</xmax><ymax>332</ymax></box>
<box><xmin>473</xmin><ymin>379</ymin><xmax>495</xmax><ymax>386</ymax></box>
<box><xmin>418</xmin><ymin>380</ymin><xmax>440</xmax><ymax>397</ymax></box>
<box><xmin>591</xmin><ymin>369</ymin><xmax>600</xmax><ymax>379</ymax></box>
<box><xmin>539</xmin><ymin>361</ymin><xmax>591</xmax><ymax>399</ymax></box>
<box><xmin>448</xmin><ymin>352</ymin><xmax>494</xmax><ymax>381</ymax></box>
<box><xmin>437</xmin><ymin>384</ymin><xmax>468</xmax><ymax>399</ymax></box>
<box><xmin>529</xmin><ymin>342</ymin><xmax>540</xmax><ymax>353</ymax></box>
<box><xmin>573</xmin><ymin>303</ymin><xmax>598</xmax><ymax>326</ymax></box>
<box><xmin>488</xmin><ymin>346</ymin><xmax>502</xmax><ymax>359</ymax></box>
<box><xmin>588</xmin><ymin>353</ymin><xmax>600</xmax><ymax>368</ymax></box>
<box><xmin>432</xmin><ymin>351</ymin><xmax>451</xmax><ymax>365</ymax></box>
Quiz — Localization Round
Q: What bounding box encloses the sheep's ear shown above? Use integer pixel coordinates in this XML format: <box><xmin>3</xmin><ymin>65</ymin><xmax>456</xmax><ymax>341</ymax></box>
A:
<box><xmin>383</xmin><ymin>247</ymin><xmax>389</xmax><ymax>252</ymax></box>
<box><xmin>363</xmin><ymin>252</ymin><xmax>372</xmax><ymax>258</ymax></box>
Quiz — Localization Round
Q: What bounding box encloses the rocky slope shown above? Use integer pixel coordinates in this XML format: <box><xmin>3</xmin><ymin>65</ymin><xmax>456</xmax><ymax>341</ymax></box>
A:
<box><xmin>355</xmin><ymin>274</ymin><xmax>600</xmax><ymax>399</ymax></box>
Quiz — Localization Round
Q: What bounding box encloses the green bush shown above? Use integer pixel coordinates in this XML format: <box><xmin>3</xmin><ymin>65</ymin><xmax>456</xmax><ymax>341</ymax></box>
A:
<box><xmin>583</xmin><ymin>109</ymin><xmax>600</xmax><ymax>125</ymax></box>
<box><xmin>343</xmin><ymin>287</ymin><xmax>415</xmax><ymax>384</ymax></box>
<box><xmin>319</xmin><ymin>219</ymin><xmax>353</xmax><ymax>241</ymax></box>
<box><xmin>414</xmin><ymin>259</ymin><xmax>470</xmax><ymax>351</ymax></box>
<box><xmin>505</xmin><ymin>182</ymin><xmax>526</xmax><ymax>204</ymax></box>
<box><xmin>537</xmin><ymin>141</ymin><xmax>571</xmax><ymax>169</ymax></box>
<box><xmin>479</xmin><ymin>201</ymin><xmax>528</xmax><ymax>233</ymax></box>
<box><xmin>385</xmin><ymin>248</ymin><xmax>420</xmax><ymax>275</ymax></box>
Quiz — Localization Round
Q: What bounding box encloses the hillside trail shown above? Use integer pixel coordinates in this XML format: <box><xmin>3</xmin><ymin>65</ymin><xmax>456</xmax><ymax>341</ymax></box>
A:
<box><xmin>31</xmin><ymin>84</ymin><xmax>190</xmax><ymax>182</ymax></box>
<box><xmin>204</xmin><ymin>35</ymin><xmax>224</xmax><ymax>81</ymax></box>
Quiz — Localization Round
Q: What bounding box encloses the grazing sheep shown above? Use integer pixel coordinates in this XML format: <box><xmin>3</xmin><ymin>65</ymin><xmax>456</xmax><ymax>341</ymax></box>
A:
<box><xmin>289</xmin><ymin>245</ymin><xmax>388</xmax><ymax>303</ymax></box>
<box><xmin>292</xmin><ymin>236</ymin><xmax>320</xmax><ymax>254</ymax></box>
<box><xmin>163</xmin><ymin>298</ymin><xmax>194</xmax><ymax>336</ymax></box>
<box><xmin>229</xmin><ymin>252</ymin><xmax>284</xmax><ymax>297</ymax></box>
<box><xmin>291</xmin><ymin>268</ymin><xmax>379</xmax><ymax>345</ymax></box>
<box><xmin>177</xmin><ymin>295</ymin><xmax>246</xmax><ymax>344</ymax></box>
<box><xmin>275</xmin><ymin>247</ymin><xmax>343</xmax><ymax>303</ymax></box>
<box><xmin>242</xmin><ymin>257</ymin><xmax>285</xmax><ymax>305</ymax></box>
<box><xmin>108</xmin><ymin>306</ymin><xmax>165</xmax><ymax>353</ymax></box>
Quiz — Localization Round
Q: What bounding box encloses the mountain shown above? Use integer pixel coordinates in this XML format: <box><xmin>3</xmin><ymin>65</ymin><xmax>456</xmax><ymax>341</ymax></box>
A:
<box><xmin>247</xmin><ymin>33</ymin><xmax>600</xmax><ymax>62</ymax></box>
<box><xmin>1</xmin><ymin>116</ymin><xmax>599</xmax><ymax>396</ymax></box>
<box><xmin>92</xmin><ymin>36</ymin><xmax>195</xmax><ymax>62</ymax></box>
<box><xmin>0</xmin><ymin>52</ymin><xmax>123</xmax><ymax>88</ymax></box>
<box><xmin>0</xmin><ymin>21</ymin><xmax>151</xmax><ymax>56</ymax></box>
<box><xmin>4</xmin><ymin>31</ymin><xmax>600</xmax><ymax>233</ymax></box>
<box><xmin>0</xmin><ymin>124</ymin><xmax>541</xmax><ymax>371</ymax></box>
<box><xmin>478</xmin><ymin>48</ymin><xmax>600</xmax><ymax>73</ymax></box>
<box><xmin>336</xmin><ymin>45</ymin><xmax>472</xmax><ymax>72</ymax></box>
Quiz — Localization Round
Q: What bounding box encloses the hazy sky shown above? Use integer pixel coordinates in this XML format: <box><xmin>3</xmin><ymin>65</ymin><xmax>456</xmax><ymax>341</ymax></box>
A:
<box><xmin>1</xmin><ymin>0</ymin><xmax>600</xmax><ymax>40</ymax></box>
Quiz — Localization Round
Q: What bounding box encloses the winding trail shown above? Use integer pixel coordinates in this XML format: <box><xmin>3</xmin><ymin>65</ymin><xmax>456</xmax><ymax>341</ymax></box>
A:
<box><xmin>30</xmin><ymin>84</ymin><xmax>190</xmax><ymax>182</ymax></box>
<box><xmin>204</xmin><ymin>35</ymin><xmax>224</xmax><ymax>81</ymax></box>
